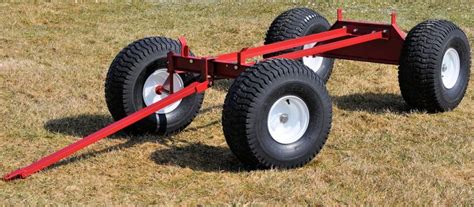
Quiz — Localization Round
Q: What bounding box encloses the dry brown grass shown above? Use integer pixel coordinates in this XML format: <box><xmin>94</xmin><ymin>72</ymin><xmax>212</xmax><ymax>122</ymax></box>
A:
<box><xmin>0</xmin><ymin>1</ymin><xmax>473</xmax><ymax>205</ymax></box>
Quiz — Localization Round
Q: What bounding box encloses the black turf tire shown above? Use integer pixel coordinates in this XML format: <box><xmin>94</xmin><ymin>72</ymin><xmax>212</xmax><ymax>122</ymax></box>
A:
<box><xmin>222</xmin><ymin>59</ymin><xmax>332</xmax><ymax>169</ymax></box>
<box><xmin>264</xmin><ymin>8</ymin><xmax>334</xmax><ymax>82</ymax></box>
<box><xmin>398</xmin><ymin>20</ymin><xmax>471</xmax><ymax>112</ymax></box>
<box><xmin>105</xmin><ymin>37</ymin><xmax>204</xmax><ymax>135</ymax></box>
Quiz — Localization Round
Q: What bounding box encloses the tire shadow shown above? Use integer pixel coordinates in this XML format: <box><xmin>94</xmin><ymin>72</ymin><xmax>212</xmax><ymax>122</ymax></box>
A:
<box><xmin>42</xmin><ymin>105</ymin><xmax>224</xmax><ymax>171</ymax></box>
<box><xmin>211</xmin><ymin>79</ymin><xmax>233</xmax><ymax>92</ymax></box>
<box><xmin>44</xmin><ymin>114</ymin><xmax>117</xmax><ymax>138</ymax></box>
<box><xmin>333</xmin><ymin>92</ymin><xmax>413</xmax><ymax>114</ymax></box>
<box><xmin>150</xmin><ymin>143</ymin><xmax>247</xmax><ymax>172</ymax></box>
<box><xmin>44</xmin><ymin>105</ymin><xmax>223</xmax><ymax>138</ymax></box>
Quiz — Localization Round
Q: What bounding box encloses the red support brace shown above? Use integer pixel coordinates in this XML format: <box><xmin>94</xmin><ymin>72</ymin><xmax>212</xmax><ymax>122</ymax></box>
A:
<box><xmin>337</xmin><ymin>8</ymin><xmax>343</xmax><ymax>21</ymax></box>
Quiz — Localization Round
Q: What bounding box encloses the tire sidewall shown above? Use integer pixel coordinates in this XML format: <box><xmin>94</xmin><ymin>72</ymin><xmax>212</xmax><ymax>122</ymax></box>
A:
<box><xmin>264</xmin><ymin>8</ymin><xmax>335</xmax><ymax>82</ymax></box>
<box><xmin>300</xmin><ymin>19</ymin><xmax>334</xmax><ymax>81</ymax></box>
<box><xmin>252</xmin><ymin>78</ymin><xmax>330</xmax><ymax>164</ymax></box>
<box><xmin>436</xmin><ymin>30</ymin><xmax>470</xmax><ymax>106</ymax></box>
<box><xmin>128</xmin><ymin>51</ymin><xmax>202</xmax><ymax>133</ymax></box>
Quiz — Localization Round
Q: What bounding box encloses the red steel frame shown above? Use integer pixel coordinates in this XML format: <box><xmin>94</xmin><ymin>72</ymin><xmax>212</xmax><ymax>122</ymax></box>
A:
<box><xmin>4</xmin><ymin>9</ymin><xmax>406</xmax><ymax>180</ymax></box>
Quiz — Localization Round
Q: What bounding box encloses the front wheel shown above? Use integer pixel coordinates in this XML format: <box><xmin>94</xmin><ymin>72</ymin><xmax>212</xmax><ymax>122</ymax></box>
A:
<box><xmin>105</xmin><ymin>37</ymin><xmax>204</xmax><ymax>135</ymax></box>
<box><xmin>222</xmin><ymin>59</ymin><xmax>332</xmax><ymax>169</ymax></box>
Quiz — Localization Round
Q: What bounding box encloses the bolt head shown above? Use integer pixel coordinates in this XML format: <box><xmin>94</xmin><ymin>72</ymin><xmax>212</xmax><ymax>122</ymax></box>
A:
<box><xmin>279</xmin><ymin>113</ymin><xmax>289</xmax><ymax>124</ymax></box>
<box><xmin>189</xmin><ymin>59</ymin><xmax>194</xmax><ymax>64</ymax></box>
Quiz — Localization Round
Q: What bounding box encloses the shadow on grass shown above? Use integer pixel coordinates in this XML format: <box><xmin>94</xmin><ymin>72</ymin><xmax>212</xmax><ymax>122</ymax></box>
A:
<box><xmin>212</xmin><ymin>79</ymin><xmax>233</xmax><ymax>91</ymax></box>
<box><xmin>150</xmin><ymin>143</ymin><xmax>247</xmax><ymax>172</ymax></box>
<box><xmin>333</xmin><ymin>92</ymin><xmax>412</xmax><ymax>114</ymax></box>
<box><xmin>44</xmin><ymin>105</ymin><xmax>223</xmax><ymax>138</ymax></box>
<box><xmin>41</xmin><ymin>105</ymin><xmax>231</xmax><ymax>172</ymax></box>
<box><xmin>44</xmin><ymin>114</ymin><xmax>116</xmax><ymax>138</ymax></box>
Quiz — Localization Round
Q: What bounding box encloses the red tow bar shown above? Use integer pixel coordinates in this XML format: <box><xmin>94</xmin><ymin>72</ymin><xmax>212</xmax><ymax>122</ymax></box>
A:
<box><xmin>3</xmin><ymin>81</ymin><xmax>208</xmax><ymax>180</ymax></box>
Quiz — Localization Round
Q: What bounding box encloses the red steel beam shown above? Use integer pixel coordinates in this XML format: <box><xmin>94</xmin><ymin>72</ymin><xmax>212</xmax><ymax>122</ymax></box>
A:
<box><xmin>3</xmin><ymin>81</ymin><xmax>209</xmax><ymax>180</ymax></box>
<box><xmin>215</xmin><ymin>27</ymin><xmax>349</xmax><ymax>62</ymax></box>
<box><xmin>273</xmin><ymin>31</ymin><xmax>383</xmax><ymax>60</ymax></box>
<box><xmin>171</xmin><ymin>31</ymin><xmax>384</xmax><ymax>80</ymax></box>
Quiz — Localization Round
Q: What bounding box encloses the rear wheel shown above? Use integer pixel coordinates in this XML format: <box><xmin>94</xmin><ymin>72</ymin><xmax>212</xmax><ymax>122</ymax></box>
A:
<box><xmin>264</xmin><ymin>8</ymin><xmax>334</xmax><ymax>82</ymax></box>
<box><xmin>222</xmin><ymin>59</ymin><xmax>332</xmax><ymax>168</ymax></box>
<box><xmin>398</xmin><ymin>20</ymin><xmax>471</xmax><ymax>112</ymax></box>
<box><xmin>105</xmin><ymin>37</ymin><xmax>204</xmax><ymax>135</ymax></box>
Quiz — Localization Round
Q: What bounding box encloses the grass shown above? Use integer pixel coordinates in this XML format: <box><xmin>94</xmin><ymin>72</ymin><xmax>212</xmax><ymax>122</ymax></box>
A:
<box><xmin>0</xmin><ymin>1</ymin><xmax>473</xmax><ymax>205</ymax></box>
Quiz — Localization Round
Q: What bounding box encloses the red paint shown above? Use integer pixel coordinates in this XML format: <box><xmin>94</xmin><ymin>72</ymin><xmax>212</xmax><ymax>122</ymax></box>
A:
<box><xmin>337</xmin><ymin>8</ymin><xmax>343</xmax><ymax>21</ymax></box>
<box><xmin>215</xmin><ymin>28</ymin><xmax>349</xmax><ymax>63</ymax></box>
<box><xmin>273</xmin><ymin>32</ymin><xmax>384</xmax><ymax>60</ymax></box>
<box><xmin>3</xmin><ymin>81</ymin><xmax>208</xmax><ymax>180</ymax></box>
<box><xmin>321</xmin><ymin>10</ymin><xmax>406</xmax><ymax>64</ymax></box>
<box><xmin>178</xmin><ymin>36</ymin><xmax>189</xmax><ymax>57</ymax></box>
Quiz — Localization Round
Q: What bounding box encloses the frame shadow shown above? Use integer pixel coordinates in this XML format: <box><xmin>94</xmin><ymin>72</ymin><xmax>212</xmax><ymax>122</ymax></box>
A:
<box><xmin>332</xmin><ymin>92</ymin><xmax>414</xmax><ymax>114</ymax></box>
<box><xmin>41</xmin><ymin>105</ymin><xmax>238</xmax><ymax>172</ymax></box>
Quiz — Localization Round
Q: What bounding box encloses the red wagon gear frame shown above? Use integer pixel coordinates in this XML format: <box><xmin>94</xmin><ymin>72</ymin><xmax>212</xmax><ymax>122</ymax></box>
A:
<box><xmin>4</xmin><ymin>9</ymin><xmax>407</xmax><ymax>180</ymax></box>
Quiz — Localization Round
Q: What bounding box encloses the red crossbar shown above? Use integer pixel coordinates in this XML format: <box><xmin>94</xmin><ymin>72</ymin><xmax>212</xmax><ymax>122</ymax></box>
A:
<box><xmin>3</xmin><ymin>81</ymin><xmax>209</xmax><ymax>180</ymax></box>
<box><xmin>273</xmin><ymin>31</ymin><xmax>383</xmax><ymax>60</ymax></box>
<box><xmin>215</xmin><ymin>27</ymin><xmax>349</xmax><ymax>63</ymax></box>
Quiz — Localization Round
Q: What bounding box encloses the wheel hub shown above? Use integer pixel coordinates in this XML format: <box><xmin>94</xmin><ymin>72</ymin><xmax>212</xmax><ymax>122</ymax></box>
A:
<box><xmin>442</xmin><ymin>64</ymin><xmax>448</xmax><ymax>72</ymax></box>
<box><xmin>267</xmin><ymin>95</ymin><xmax>310</xmax><ymax>144</ymax></box>
<box><xmin>155</xmin><ymin>85</ymin><xmax>165</xmax><ymax>95</ymax></box>
<box><xmin>279</xmin><ymin>113</ymin><xmax>289</xmax><ymax>124</ymax></box>
<box><xmin>142</xmin><ymin>69</ymin><xmax>184</xmax><ymax>114</ymax></box>
<box><xmin>303</xmin><ymin>42</ymin><xmax>324</xmax><ymax>72</ymax></box>
<box><xmin>441</xmin><ymin>48</ymin><xmax>460</xmax><ymax>89</ymax></box>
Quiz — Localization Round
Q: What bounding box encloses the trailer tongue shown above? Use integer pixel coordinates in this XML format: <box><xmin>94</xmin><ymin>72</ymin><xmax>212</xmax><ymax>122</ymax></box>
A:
<box><xmin>4</xmin><ymin>9</ymin><xmax>470</xmax><ymax>180</ymax></box>
<box><xmin>4</xmin><ymin>81</ymin><xmax>209</xmax><ymax>180</ymax></box>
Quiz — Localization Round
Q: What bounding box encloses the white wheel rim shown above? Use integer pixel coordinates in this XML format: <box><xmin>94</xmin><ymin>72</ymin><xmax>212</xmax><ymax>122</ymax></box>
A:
<box><xmin>267</xmin><ymin>95</ymin><xmax>310</xmax><ymax>144</ymax></box>
<box><xmin>441</xmin><ymin>48</ymin><xmax>460</xmax><ymax>89</ymax></box>
<box><xmin>142</xmin><ymin>69</ymin><xmax>184</xmax><ymax>114</ymax></box>
<box><xmin>302</xmin><ymin>42</ymin><xmax>324</xmax><ymax>72</ymax></box>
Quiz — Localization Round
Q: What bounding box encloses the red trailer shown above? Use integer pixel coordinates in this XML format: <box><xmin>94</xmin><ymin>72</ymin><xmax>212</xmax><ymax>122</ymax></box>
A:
<box><xmin>4</xmin><ymin>8</ymin><xmax>471</xmax><ymax>180</ymax></box>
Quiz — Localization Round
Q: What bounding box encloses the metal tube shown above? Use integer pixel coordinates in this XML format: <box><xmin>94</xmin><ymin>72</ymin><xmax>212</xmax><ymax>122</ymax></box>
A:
<box><xmin>3</xmin><ymin>81</ymin><xmax>209</xmax><ymax>180</ymax></box>
<box><xmin>272</xmin><ymin>32</ymin><xmax>383</xmax><ymax>60</ymax></box>
<box><xmin>215</xmin><ymin>28</ymin><xmax>349</xmax><ymax>62</ymax></box>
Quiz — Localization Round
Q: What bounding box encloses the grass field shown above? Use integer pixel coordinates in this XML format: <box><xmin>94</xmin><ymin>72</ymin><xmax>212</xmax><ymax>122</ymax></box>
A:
<box><xmin>0</xmin><ymin>1</ymin><xmax>473</xmax><ymax>205</ymax></box>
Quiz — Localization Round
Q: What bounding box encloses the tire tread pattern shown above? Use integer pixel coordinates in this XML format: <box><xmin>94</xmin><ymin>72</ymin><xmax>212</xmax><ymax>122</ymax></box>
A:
<box><xmin>222</xmin><ymin>59</ymin><xmax>332</xmax><ymax>168</ymax></box>
<box><xmin>398</xmin><ymin>20</ymin><xmax>471</xmax><ymax>112</ymax></box>
<box><xmin>105</xmin><ymin>37</ymin><xmax>203</xmax><ymax>134</ymax></box>
<box><xmin>264</xmin><ymin>8</ymin><xmax>334</xmax><ymax>82</ymax></box>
